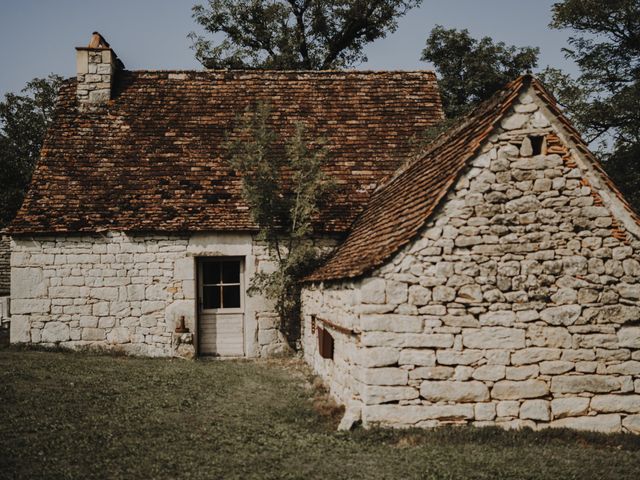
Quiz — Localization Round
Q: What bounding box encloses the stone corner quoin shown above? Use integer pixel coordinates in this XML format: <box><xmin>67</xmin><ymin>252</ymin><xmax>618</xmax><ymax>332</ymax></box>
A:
<box><xmin>301</xmin><ymin>87</ymin><xmax>640</xmax><ymax>434</ymax></box>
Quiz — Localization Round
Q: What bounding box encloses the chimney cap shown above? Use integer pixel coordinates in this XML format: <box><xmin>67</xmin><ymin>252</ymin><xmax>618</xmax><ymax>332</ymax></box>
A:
<box><xmin>87</xmin><ymin>32</ymin><xmax>111</xmax><ymax>49</ymax></box>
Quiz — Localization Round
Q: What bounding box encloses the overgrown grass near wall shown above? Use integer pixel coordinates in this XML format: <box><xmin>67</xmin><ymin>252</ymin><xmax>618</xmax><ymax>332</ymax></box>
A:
<box><xmin>1</xmin><ymin>349</ymin><xmax>639</xmax><ymax>479</ymax></box>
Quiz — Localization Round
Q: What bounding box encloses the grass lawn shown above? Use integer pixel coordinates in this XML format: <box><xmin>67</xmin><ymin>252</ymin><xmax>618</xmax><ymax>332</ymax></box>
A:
<box><xmin>1</xmin><ymin>349</ymin><xmax>639</xmax><ymax>479</ymax></box>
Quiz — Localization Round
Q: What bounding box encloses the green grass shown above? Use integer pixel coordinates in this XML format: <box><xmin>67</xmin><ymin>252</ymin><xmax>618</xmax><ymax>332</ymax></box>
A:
<box><xmin>1</xmin><ymin>348</ymin><xmax>639</xmax><ymax>480</ymax></box>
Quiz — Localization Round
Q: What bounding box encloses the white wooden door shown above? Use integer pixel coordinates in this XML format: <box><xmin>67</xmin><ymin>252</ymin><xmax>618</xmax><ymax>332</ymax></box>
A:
<box><xmin>198</xmin><ymin>258</ymin><xmax>245</xmax><ymax>357</ymax></box>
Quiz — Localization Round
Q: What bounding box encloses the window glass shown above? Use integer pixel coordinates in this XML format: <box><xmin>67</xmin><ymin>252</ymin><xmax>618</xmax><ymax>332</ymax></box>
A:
<box><xmin>203</xmin><ymin>285</ymin><xmax>221</xmax><ymax>309</ymax></box>
<box><xmin>201</xmin><ymin>260</ymin><xmax>242</xmax><ymax>309</ymax></box>
<box><xmin>222</xmin><ymin>261</ymin><xmax>240</xmax><ymax>283</ymax></box>
<box><xmin>222</xmin><ymin>285</ymin><xmax>241</xmax><ymax>308</ymax></box>
<box><xmin>203</xmin><ymin>262</ymin><xmax>220</xmax><ymax>285</ymax></box>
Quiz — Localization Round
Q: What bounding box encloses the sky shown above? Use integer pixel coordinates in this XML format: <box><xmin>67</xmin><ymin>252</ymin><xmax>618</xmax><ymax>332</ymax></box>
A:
<box><xmin>0</xmin><ymin>0</ymin><xmax>577</xmax><ymax>98</ymax></box>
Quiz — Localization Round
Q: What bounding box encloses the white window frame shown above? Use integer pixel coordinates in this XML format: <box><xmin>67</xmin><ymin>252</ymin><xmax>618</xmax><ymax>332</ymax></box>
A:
<box><xmin>198</xmin><ymin>257</ymin><xmax>244</xmax><ymax>314</ymax></box>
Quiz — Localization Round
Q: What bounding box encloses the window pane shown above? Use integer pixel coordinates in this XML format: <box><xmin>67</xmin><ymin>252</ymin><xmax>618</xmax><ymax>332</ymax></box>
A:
<box><xmin>222</xmin><ymin>261</ymin><xmax>240</xmax><ymax>284</ymax></box>
<box><xmin>222</xmin><ymin>285</ymin><xmax>241</xmax><ymax>308</ymax></box>
<box><xmin>203</xmin><ymin>262</ymin><xmax>220</xmax><ymax>284</ymax></box>
<box><xmin>203</xmin><ymin>285</ymin><xmax>220</xmax><ymax>309</ymax></box>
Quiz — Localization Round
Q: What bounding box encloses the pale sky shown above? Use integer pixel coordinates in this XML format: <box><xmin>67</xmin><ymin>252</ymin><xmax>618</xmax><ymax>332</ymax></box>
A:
<box><xmin>0</xmin><ymin>0</ymin><xmax>576</xmax><ymax>98</ymax></box>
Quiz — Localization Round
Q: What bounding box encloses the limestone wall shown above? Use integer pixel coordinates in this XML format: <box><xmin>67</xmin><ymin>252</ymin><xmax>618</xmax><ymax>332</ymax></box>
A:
<box><xmin>0</xmin><ymin>235</ymin><xmax>10</xmax><ymax>296</ymax></box>
<box><xmin>302</xmin><ymin>89</ymin><xmax>640</xmax><ymax>434</ymax></box>
<box><xmin>9</xmin><ymin>232</ymin><xmax>300</xmax><ymax>357</ymax></box>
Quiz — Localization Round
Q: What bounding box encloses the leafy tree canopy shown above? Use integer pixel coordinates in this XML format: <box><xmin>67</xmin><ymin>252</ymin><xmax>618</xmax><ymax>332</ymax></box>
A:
<box><xmin>421</xmin><ymin>26</ymin><xmax>539</xmax><ymax>118</ymax></box>
<box><xmin>190</xmin><ymin>0</ymin><xmax>421</xmax><ymax>69</ymax></box>
<box><xmin>226</xmin><ymin>102</ymin><xmax>333</xmax><ymax>346</ymax></box>
<box><xmin>0</xmin><ymin>75</ymin><xmax>62</xmax><ymax>228</ymax></box>
<box><xmin>542</xmin><ymin>0</ymin><xmax>640</xmax><ymax>210</ymax></box>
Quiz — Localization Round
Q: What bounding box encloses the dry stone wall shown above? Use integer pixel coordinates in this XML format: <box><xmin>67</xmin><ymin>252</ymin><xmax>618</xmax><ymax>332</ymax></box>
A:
<box><xmin>9</xmin><ymin>232</ymin><xmax>299</xmax><ymax>357</ymax></box>
<box><xmin>303</xmin><ymin>91</ymin><xmax>640</xmax><ymax>434</ymax></box>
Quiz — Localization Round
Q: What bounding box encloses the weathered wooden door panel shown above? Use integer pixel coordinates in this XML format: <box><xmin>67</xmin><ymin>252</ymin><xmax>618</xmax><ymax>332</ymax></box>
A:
<box><xmin>197</xmin><ymin>258</ymin><xmax>245</xmax><ymax>357</ymax></box>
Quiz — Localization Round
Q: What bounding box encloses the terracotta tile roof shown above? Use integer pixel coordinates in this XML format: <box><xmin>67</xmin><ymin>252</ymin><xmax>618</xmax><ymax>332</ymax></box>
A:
<box><xmin>7</xmin><ymin>70</ymin><xmax>443</xmax><ymax>235</ymax></box>
<box><xmin>307</xmin><ymin>75</ymin><xmax>640</xmax><ymax>282</ymax></box>
<box><xmin>306</xmin><ymin>76</ymin><xmax>531</xmax><ymax>282</ymax></box>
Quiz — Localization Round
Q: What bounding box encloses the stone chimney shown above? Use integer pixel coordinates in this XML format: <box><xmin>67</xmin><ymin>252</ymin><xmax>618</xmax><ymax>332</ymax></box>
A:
<box><xmin>75</xmin><ymin>32</ymin><xmax>124</xmax><ymax>106</ymax></box>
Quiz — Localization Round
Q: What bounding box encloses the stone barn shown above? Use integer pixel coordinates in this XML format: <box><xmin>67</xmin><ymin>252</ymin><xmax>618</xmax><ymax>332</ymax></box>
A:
<box><xmin>302</xmin><ymin>76</ymin><xmax>640</xmax><ymax>434</ymax></box>
<box><xmin>5</xmin><ymin>33</ymin><xmax>444</xmax><ymax>358</ymax></box>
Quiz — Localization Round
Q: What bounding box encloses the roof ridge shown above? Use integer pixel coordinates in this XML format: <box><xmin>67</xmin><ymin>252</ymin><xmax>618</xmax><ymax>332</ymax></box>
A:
<box><xmin>117</xmin><ymin>69</ymin><xmax>437</xmax><ymax>75</ymax></box>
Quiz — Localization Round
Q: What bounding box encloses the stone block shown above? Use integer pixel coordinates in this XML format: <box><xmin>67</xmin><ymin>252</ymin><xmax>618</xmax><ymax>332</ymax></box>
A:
<box><xmin>173</xmin><ymin>257</ymin><xmax>194</xmax><ymax>280</ymax></box>
<box><xmin>497</xmin><ymin>400</ymin><xmax>519</xmax><ymax>418</ymax></box>
<box><xmin>520</xmin><ymin>399</ymin><xmax>550</xmax><ymax>421</ymax></box>
<box><xmin>590</xmin><ymin>395</ymin><xmax>640</xmax><ymax>413</ymax></box>
<box><xmin>361</xmin><ymin>332</ymin><xmax>454</xmax><ymax>348</ymax></box>
<box><xmin>11</xmin><ymin>267</ymin><xmax>46</xmax><ymax>298</ymax></box>
<box><xmin>409</xmin><ymin>366</ymin><xmax>454</xmax><ymax>380</ymax></box>
<box><xmin>360</xmin><ymin>314</ymin><xmax>422</xmax><ymax>333</ymax></box>
<box><xmin>436</xmin><ymin>350</ymin><xmax>484</xmax><ymax>365</ymax></box>
<box><xmin>353</xmin><ymin>367</ymin><xmax>408</xmax><ymax>386</ymax></box>
<box><xmin>551</xmin><ymin>397</ymin><xmax>590</xmax><ymax>419</ymax></box>
<box><xmin>386</xmin><ymin>280</ymin><xmax>408</xmax><ymax>304</ymax></box>
<box><xmin>361</xmin><ymin>278</ymin><xmax>386</xmax><ymax>304</ymax></box>
<box><xmin>82</xmin><ymin>328</ymin><xmax>106</xmax><ymax>341</ymax></box>
<box><xmin>358</xmin><ymin>347</ymin><xmax>400</xmax><ymax>367</ymax></box>
<box><xmin>606</xmin><ymin>361</ymin><xmax>640</xmax><ymax>375</ymax></box>
<box><xmin>408</xmin><ymin>285</ymin><xmax>431</xmax><ymax>306</ymax></box>
<box><xmin>360</xmin><ymin>386</ymin><xmax>419</xmax><ymax>405</ymax></box>
<box><xmin>506</xmin><ymin>365</ymin><xmax>539</xmax><ymax>380</ymax></box>
<box><xmin>540</xmin><ymin>305</ymin><xmax>581</xmax><ymax>326</ymax></box>
<box><xmin>527</xmin><ymin>326</ymin><xmax>572</xmax><ymax>349</ymax></box>
<box><xmin>9</xmin><ymin>316</ymin><xmax>30</xmax><ymax>343</ymax></box>
<box><xmin>398</xmin><ymin>348</ymin><xmax>436</xmax><ymax>366</ymax></box>
<box><xmin>127</xmin><ymin>285</ymin><xmax>146</xmax><ymax>301</ymax></box>
<box><xmin>363</xmin><ymin>404</ymin><xmax>474</xmax><ymax>426</ymax></box>
<box><xmin>421</xmin><ymin>380</ymin><xmax>490</xmax><ymax>403</ymax></box>
<box><xmin>107</xmin><ymin>327</ymin><xmax>131</xmax><ymax>344</ymax></box>
<box><xmin>550</xmin><ymin>414</ymin><xmax>621</xmax><ymax>433</ymax></box>
<box><xmin>433</xmin><ymin>286</ymin><xmax>456</xmax><ymax>302</ymax></box>
<box><xmin>462</xmin><ymin>327</ymin><xmax>525</xmax><ymax>349</ymax></box>
<box><xmin>479</xmin><ymin>310</ymin><xmax>516</xmax><ymax>326</ymax></box>
<box><xmin>472</xmin><ymin>365</ymin><xmax>506</xmax><ymax>381</ymax></box>
<box><xmin>617</xmin><ymin>327</ymin><xmax>640</xmax><ymax>348</ymax></box>
<box><xmin>492</xmin><ymin>380</ymin><xmax>548</xmax><ymax>400</ymax></box>
<box><xmin>41</xmin><ymin>322</ymin><xmax>70</xmax><ymax>343</ymax></box>
<box><xmin>623</xmin><ymin>414</ymin><xmax>640</xmax><ymax>434</ymax></box>
<box><xmin>501</xmin><ymin>113</ymin><xmax>529</xmax><ymax>130</ymax></box>
<box><xmin>475</xmin><ymin>403</ymin><xmax>497</xmax><ymax>421</ymax></box>
<box><xmin>91</xmin><ymin>287</ymin><xmax>119</xmax><ymax>301</ymax></box>
<box><xmin>10</xmin><ymin>299</ymin><xmax>50</xmax><ymax>314</ymax></box>
<box><xmin>551</xmin><ymin>375</ymin><xmax>622</xmax><ymax>394</ymax></box>
<box><xmin>539</xmin><ymin>361</ymin><xmax>574</xmax><ymax>375</ymax></box>
<box><xmin>511</xmin><ymin>348</ymin><xmax>561</xmax><ymax>365</ymax></box>
<box><xmin>258</xmin><ymin>328</ymin><xmax>279</xmax><ymax>345</ymax></box>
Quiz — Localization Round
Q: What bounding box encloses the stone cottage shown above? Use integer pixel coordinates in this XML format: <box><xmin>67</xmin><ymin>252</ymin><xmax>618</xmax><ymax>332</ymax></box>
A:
<box><xmin>5</xmin><ymin>33</ymin><xmax>443</xmax><ymax>358</ymax></box>
<box><xmin>301</xmin><ymin>75</ymin><xmax>640</xmax><ymax>433</ymax></box>
<box><xmin>7</xmin><ymin>33</ymin><xmax>640</xmax><ymax>434</ymax></box>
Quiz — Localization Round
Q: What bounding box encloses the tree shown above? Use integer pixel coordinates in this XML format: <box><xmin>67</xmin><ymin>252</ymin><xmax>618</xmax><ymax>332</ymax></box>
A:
<box><xmin>226</xmin><ymin>102</ymin><xmax>333</xmax><ymax>347</ymax></box>
<box><xmin>0</xmin><ymin>75</ymin><xmax>63</xmax><ymax>228</ymax></box>
<box><xmin>541</xmin><ymin>0</ymin><xmax>640</xmax><ymax>210</ymax></box>
<box><xmin>189</xmin><ymin>0</ymin><xmax>421</xmax><ymax>69</ymax></box>
<box><xmin>421</xmin><ymin>26</ymin><xmax>539</xmax><ymax>118</ymax></box>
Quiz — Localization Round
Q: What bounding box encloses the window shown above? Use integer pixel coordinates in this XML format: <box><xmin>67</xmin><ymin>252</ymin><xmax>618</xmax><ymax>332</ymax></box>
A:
<box><xmin>201</xmin><ymin>259</ymin><xmax>242</xmax><ymax>309</ymax></box>
<box><xmin>530</xmin><ymin>135</ymin><xmax>546</xmax><ymax>156</ymax></box>
<box><xmin>317</xmin><ymin>327</ymin><xmax>334</xmax><ymax>360</ymax></box>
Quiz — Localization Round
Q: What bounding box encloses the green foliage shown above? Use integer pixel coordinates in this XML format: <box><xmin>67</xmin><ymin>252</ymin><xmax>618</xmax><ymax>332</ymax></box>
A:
<box><xmin>421</xmin><ymin>26</ymin><xmax>539</xmax><ymax>118</ymax></box>
<box><xmin>189</xmin><ymin>0</ymin><xmax>421</xmax><ymax>69</ymax></box>
<box><xmin>541</xmin><ymin>0</ymin><xmax>640</xmax><ymax>210</ymax></box>
<box><xmin>0</xmin><ymin>75</ymin><xmax>63</xmax><ymax>228</ymax></box>
<box><xmin>226</xmin><ymin>102</ymin><xmax>333</xmax><ymax>345</ymax></box>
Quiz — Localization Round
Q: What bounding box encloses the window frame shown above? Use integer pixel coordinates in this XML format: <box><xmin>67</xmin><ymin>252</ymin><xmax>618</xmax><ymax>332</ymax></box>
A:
<box><xmin>198</xmin><ymin>257</ymin><xmax>244</xmax><ymax>314</ymax></box>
